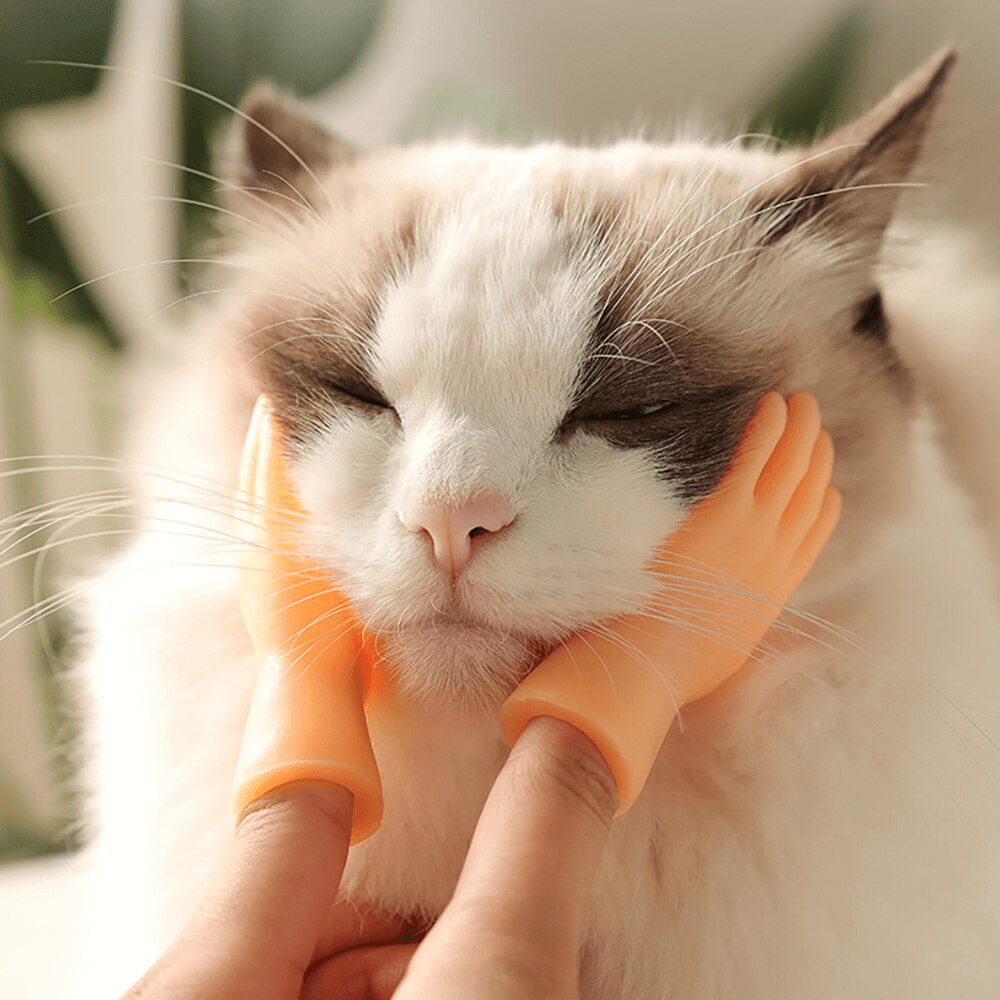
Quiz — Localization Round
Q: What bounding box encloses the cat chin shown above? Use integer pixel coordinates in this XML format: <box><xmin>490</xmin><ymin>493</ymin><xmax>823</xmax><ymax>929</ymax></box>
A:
<box><xmin>379</xmin><ymin>621</ymin><xmax>550</xmax><ymax>710</ymax></box>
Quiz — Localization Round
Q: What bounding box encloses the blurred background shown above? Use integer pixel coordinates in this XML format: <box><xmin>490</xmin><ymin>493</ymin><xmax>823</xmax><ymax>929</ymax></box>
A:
<box><xmin>0</xmin><ymin>0</ymin><xmax>998</xmax><ymax>995</ymax></box>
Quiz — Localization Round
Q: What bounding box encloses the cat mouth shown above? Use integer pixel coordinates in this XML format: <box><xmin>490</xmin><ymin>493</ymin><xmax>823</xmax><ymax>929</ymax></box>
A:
<box><xmin>364</xmin><ymin>586</ymin><xmax>575</xmax><ymax>656</ymax></box>
<box><xmin>372</xmin><ymin>581</ymin><xmax>520</xmax><ymax>634</ymax></box>
<box><xmin>377</xmin><ymin>614</ymin><xmax>554</xmax><ymax>706</ymax></box>
<box><xmin>396</xmin><ymin>608</ymin><xmax>524</xmax><ymax>639</ymax></box>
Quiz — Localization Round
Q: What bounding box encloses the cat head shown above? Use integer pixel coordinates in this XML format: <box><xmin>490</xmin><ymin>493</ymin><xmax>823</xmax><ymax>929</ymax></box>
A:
<box><xmin>222</xmin><ymin>50</ymin><xmax>953</xmax><ymax>708</ymax></box>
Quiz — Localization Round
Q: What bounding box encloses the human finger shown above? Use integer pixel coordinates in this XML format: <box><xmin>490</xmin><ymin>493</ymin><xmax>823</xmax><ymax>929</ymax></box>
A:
<box><xmin>311</xmin><ymin>901</ymin><xmax>426</xmax><ymax>964</ymax></box>
<box><xmin>302</xmin><ymin>941</ymin><xmax>419</xmax><ymax>1000</ymax></box>
<box><xmin>228</xmin><ymin>781</ymin><xmax>355</xmax><ymax>982</ymax></box>
<box><xmin>123</xmin><ymin>779</ymin><xmax>353</xmax><ymax>1000</ymax></box>
<box><xmin>395</xmin><ymin>716</ymin><xmax>618</xmax><ymax>1000</ymax></box>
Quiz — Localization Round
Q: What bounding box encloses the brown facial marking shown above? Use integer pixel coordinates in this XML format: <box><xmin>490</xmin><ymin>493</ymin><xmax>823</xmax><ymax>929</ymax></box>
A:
<box><xmin>243</xmin><ymin>298</ymin><xmax>380</xmax><ymax>447</ymax></box>
<box><xmin>243</xmin><ymin>211</ymin><xmax>422</xmax><ymax>446</ymax></box>
<box><xmin>563</xmin><ymin>197</ymin><xmax>774</xmax><ymax>502</ymax></box>
<box><xmin>571</xmin><ymin>381</ymin><xmax>764</xmax><ymax>502</ymax></box>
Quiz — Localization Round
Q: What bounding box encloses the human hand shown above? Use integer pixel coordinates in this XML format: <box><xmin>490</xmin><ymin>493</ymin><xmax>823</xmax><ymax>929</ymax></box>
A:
<box><xmin>123</xmin><ymin>716</ymin><xmax>617</xmax><ymax>1000</ymax></box>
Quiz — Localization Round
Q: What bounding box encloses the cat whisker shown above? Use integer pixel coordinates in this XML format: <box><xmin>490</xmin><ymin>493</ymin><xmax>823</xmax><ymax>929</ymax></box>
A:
<box><xmin>0</xmin><ymin>457</ymin><xmax>323</xmax><ymax>532</ymax></box>
<box><xmin>580</xmin><ymin>617</ymin><xmax>804</xmax><ymax>737</ymax></box>
<box><xmin>253</xmin><ymin>167</ymin><xmax>323</xmax><ymax>220</ymax></box>
<box><xmin>1</xmin><ymin>495</ymin><xmax>137</xmax><ymax>561</ymax></box>
<box><xmin>71</xmin><ymin>149</ymin><xmax>328</xmax><ymax>231</ymax></box>
<box><xmin>588</xmin><ymin>318</ymin><xmax>686</xmax><ymax>374</ymax></box>
<box><xmin>0</xmin><ymin>541</ymin><xmax>250</xmax><ymax>644</ymax></box>
<box><xmin>2</xmin><ymin>485</ymin><xmax>322</xmax><ymax>584</ymax></box>
<box><xmin>27</xmin><ymin>59</ymin><xmax>328</xmax><ymax>220</ymax></box>
<box><xmin>0</xmin><ymin>488</ymin><xmax>133</xmax><ymax>538</ymax></box>
<box><xmin>587</xmin><ymin>573</ymin><xmax>866</xmax><ymax>661</ymax></box>
<box><xmin>585</xmin><ymin>351</ymin><xmax>657</xmax><ymax>367</ymax></box>
<box><xmin>634</xmin><ymin>179</ymin><xmax>928</xmax><ymax>314</ymax></box>
<box><xmin>235</xmin><ymin>314</ymin><xmax>349</xmax><ymax>348</ymax></box>
<box><xmin>0</xmin><ymin>521</ymin><xmax>247</xmax><ymax>578</ymax></box>
<box><xmin>641</xmin><ymin>568</ymin><xmax>863</xmax><ymax>643</ymax></box>
<box><xmin>726</xmin><ymin>132</ymin><xmax>790</xmax><ymax>150</ymax></box>
<box><xmin>656</xmin><ymin>140</ymin><xmax>867</xmax><ymax>267</ymax></box>
<box><xmin>29</xmin><ymin>195</ymin><xmax>280</xmax><ymax>240</ymax></box>
<box><xmin>159</xmin><ymin>287</ymin><xmax>233</xmax><ymax>313</ymax></box>
<box><xmin>275</xmin><ymin>611</ymin><xmax>361</xmax><ymax>687</ymax></box>
<box><xmin>643</xmin><ymin>246</ymin><xmax>763</xmax><ymax>304</ymax></box>
<box><xmin>599</xmin><ymin>147</ymin><xmax>747</xmax><ymax>315</ymax></box>
<box><xmin>753</xmin><ymin>181</ymin><xmax>927</xmax><ymax>237</ymax></box>
<box><xmin>589</xmin><ymin>576</ymin><xmax>1000</xmax><ymax>793</ymax></box>
<box><xmin>241</xmin><ymin>327</ymin><xmax>359</xmax><ymax>367</ymax></box>
<box><xmin>48</xmin><ymin>257</ymin><xmax>261</xmax><ymax>306</ymax></box>
<box><xmin>605</xmin><ymin>314</ymin><xmax>698</xmax><ymax>342</ymax></box>
<box><xmin>610</xmin><ymin>141</ymin><xmax>871</xmax><ymax>322</ymax></box>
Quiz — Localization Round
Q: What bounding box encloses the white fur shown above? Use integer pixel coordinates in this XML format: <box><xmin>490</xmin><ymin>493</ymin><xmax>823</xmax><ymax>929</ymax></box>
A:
<box><xmin>68</xmin><ymin>133</ymin><xmax>1000</xmax><ymax>999</ymax></box>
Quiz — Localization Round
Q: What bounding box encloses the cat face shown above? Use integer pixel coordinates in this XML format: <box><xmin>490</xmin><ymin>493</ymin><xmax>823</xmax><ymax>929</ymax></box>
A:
<box><xmin>227</xmin><ymin>53</ymin><xmax>951</xmax><ymax>707</ymax></box>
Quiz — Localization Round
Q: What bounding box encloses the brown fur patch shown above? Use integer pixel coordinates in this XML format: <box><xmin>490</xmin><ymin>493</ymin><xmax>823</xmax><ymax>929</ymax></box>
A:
<box><xmin>242</xmin><ymin>209</ymin><xmax>422</xmax><ymax>445</ymax></box>
<box><xmin>561</xmin><ymin>196</ymin><xmax>775</xmax><ymax>501</ymax></box>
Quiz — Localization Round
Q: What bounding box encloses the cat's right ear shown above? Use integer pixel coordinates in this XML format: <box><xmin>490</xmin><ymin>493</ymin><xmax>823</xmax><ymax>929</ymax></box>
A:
<box><xmin>750</xmin><ymin>47</ymin><xmax>956</xmax><ymax>254</ymax></box>
<box><xmin>221</xmin><ymin>82</ymin><xmax>356</xmax><ymax>224</ymax></box>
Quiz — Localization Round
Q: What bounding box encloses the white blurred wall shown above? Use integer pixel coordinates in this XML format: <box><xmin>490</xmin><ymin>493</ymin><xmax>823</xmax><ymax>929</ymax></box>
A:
<box><xmin>323</xmin><ymin>0</ymin><xmax>1000</xmax><ymax>236</ymax></box>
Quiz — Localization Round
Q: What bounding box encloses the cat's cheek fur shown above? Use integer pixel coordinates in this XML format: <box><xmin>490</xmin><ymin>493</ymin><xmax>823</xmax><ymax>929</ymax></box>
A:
<box><xmin>296</xmin><ymin>412</ymin><xmax>681</xmax><ymax>703</ymax></box>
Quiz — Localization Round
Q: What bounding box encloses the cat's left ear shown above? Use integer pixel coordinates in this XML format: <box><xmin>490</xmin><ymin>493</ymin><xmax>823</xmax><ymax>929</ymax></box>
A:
<box><xmin>221</xmin><ymin>82</ymin><xmax>357</xmax><ymax>223</ymax></box>
<box><xmin>754</xmin><ymin>46</ymin><xmax>957</xmax><ymax>250</ymax></box>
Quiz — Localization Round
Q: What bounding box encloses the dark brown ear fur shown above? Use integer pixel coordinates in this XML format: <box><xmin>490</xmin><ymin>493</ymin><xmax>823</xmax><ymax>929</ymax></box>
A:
<box><xmin>223</xmin><ymin>82</ymin><xmax>356</xmax><ymax>216</ymax></box>
<box><xmin>755</xmin><ymin>46</ymin><xmax>957</xmax><ymax>249</ymax></box>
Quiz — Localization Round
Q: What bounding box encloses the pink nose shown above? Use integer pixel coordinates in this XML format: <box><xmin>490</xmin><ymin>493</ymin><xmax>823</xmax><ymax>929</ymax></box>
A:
<box><xmin>402</xmin><ymin>494</ymin><xmax>513</xmax><ymax>576</ymax></box>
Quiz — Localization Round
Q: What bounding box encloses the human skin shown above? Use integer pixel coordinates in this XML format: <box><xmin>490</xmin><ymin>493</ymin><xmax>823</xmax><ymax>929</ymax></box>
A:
<box><xmin>123</xmin><ymin>716</ymin><xmax>619</xmax><ymax>1000</ymax></box>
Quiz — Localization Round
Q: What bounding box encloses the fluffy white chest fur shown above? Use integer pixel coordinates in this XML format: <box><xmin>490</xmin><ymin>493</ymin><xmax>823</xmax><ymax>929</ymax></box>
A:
<box><xmin>70</xmin><ymin>50</ymin><xmax>1000</xmax><ymax>998</ymax></box>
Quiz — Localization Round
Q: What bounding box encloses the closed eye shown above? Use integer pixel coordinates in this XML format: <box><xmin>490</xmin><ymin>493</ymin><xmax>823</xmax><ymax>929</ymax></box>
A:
<box><xmin>323</xmin><ymin>380</ymin><xmax>393</xmax><ymax>412</ymax></box>
<box><xmin>589</xmin><ymin>402</ymin><xmax>672</xmax><ymax>421</ymax></box>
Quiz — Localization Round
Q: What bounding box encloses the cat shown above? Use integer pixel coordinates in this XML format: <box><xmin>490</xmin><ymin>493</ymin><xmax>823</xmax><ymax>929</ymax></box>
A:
<box><xmin>68</xmin><ymin>46</ymin><xmax>1000</xmax><ymax>998</ymax></box>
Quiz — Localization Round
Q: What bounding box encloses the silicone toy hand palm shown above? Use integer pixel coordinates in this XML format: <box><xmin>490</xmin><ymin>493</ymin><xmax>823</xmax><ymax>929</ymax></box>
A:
<box><xmin>231</xmin><ymin>396</ymin><xmax>382</xmax><ymax>842</ymax></box>
<box><xmin>500</xmin><ymin>391</ymin><xmax>841</xmax><ymax>810</ymax></box>
<box><xmin>231</xmin><ymin>392</ymin><xmax>840</xmax><ymax>840</ymax></box>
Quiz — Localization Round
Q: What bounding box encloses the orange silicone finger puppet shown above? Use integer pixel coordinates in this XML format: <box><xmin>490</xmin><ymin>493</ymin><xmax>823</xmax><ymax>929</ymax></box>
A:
<box><xmin>230</xmin><ymin>396</ymin><xmax>383</xmax><ymax>844</ymax></box>
<box><xmin>500</xmin><ymin>391</ymin><xmax>842</xmax><ymax>813</ymax></box>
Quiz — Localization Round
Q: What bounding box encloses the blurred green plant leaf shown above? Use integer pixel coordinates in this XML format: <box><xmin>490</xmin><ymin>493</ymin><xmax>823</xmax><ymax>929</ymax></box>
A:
<box><xmin>0</xmin><ymin>1</ymin><xmax>123</xmax><ymax>351</ymax></box>
<box><xmin>746</xmin><ymin>5</ymin><xmax>869</xmax><ymax>144</ymax></box>
<box><xmin>182</xmin><ymin>0</ymin><xmax>385</xmax><ymax>105</ymax></box>
<box><xmin>0</xmin><ymin>1</ymin><xmax>117</xmax><ymax>114</ymax></box>
<box><xmin>0</xmin><ymin>152</ymin><xmax>123</xmax><ymax>352</ymax></box>
<box><xmin>177</xmin><ymin>0</ymin><xmax>385</xmax><ymax>261</ymax></box>
<box><xmin>0</xmin><ymin>254</ymin><xmax>62</xmax><ymax>325</ymax></box>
